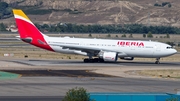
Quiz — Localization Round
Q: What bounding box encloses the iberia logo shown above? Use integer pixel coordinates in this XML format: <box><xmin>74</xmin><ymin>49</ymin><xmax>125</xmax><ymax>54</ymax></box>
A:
<box><xmin>117</xmin><ymin>41</ymin><xmax>144</xmax><ymax>47</ymax></box>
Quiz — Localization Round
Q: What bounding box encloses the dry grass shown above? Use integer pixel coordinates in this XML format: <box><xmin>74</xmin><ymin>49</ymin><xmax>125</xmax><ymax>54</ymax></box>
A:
<box><xmin>0</xmin><ymin>46</ymin><xmax>86</xmax><ymax>60</ymax></box>
<box><xmin>138</xmin><ymin>70</ymin><xmax>180</xmax><ymax>79</ymax></box>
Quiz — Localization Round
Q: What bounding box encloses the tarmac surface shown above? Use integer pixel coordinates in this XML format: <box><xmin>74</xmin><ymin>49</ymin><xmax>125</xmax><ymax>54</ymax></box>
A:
<box><xmin>5</xmin><ymin>59</ymin><xmax>180</xmax><ymax>67</ymax></box>
<box><xmin>0</xmin><ymin>77</ymin><xmax>180</xmax><ymax>101</ymax></box>
<box><xmin>0</xmin><ymin>59</ymin><xmax>180</xmax><ymax>101</ymax></box>
<box><xmin>0</xmin><ymin>96</ymin><xmax>63</xmax><ymax>101</ymax></box>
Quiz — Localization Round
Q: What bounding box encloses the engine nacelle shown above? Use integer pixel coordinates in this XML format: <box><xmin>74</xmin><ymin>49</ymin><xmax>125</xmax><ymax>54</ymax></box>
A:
<box><xmin>120</xmin><ymin>57</ymin><xmax>134</xmax><ymax>60</ymax></box>
<box><xmin>98</xmin><ymin>52</ymin><xmax>118</xmax><ymax>62</ymax></box>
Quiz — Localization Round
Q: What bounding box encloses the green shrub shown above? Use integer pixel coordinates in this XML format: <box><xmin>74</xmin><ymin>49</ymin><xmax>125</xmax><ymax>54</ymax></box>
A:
<box><xmin>62</xmin><ymin>87</ymin><xmax>95</xmax><ymax>101</ymax></box>
<box><xmin>168</xmin><ymin>4</ymin><xmax>172</xmax><ymax>8</ymax></box>
<box><xmin>121</xmin><ymin>34</ymin><xmax>126</xmax><ymax>38</ymax></box>
<box><xmin>143</xmin><ymin>34</ymin><xmax>146</xmax><ymax>38</ymax></box>
<box><xmin>129</xmin><ymin>34</ymin><xmax>133</xmax><ymax>38</ymax></box>
<box><xmin>166</xmin><ymin>96</ymin><xmax>179</xmax><ymax>101</ymax></box>
<box><xmin>147</xmin><ymin>31</ymin><xmax>153</xmax><ymax>38</ymax></box>
<box><xmin>88</xmin><ymin>34</ymin><xmax>92</xmax><ymax>37</ymax></box>
<box><xmin>178</xmin><ymin>43</ymin><xmax>180</xmax><ymax>47</ymax></box>
<box><xmin>166</xmin><ymin>34</ymin><xmax>170</xmax><ymax>38</ymax></box>
<box><xmin>106</xmin><ymin>34</ymin><xmax>111</xmax><ymax>37</ymax></box>
<box><xmin>154</xmin><ymin>3</ymin><xmax>161</xmax><ymax>7</ymax></box>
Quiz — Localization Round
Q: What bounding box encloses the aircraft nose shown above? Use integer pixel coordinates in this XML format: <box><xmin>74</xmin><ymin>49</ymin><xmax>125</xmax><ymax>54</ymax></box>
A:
<box><xmin>172</xmin><ymin>49</ymin><xmax>177</xmax><ymax>54</ymax></box>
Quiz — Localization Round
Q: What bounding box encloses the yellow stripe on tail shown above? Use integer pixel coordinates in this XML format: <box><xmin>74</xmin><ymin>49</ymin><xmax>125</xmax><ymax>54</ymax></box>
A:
<box><xmin>13</xmin><ymin>9</ymin><xmax>31</xmax><ymax>21</ymax></box>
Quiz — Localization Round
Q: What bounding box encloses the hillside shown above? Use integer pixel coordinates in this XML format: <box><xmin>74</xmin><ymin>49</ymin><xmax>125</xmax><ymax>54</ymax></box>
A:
<box><xmin>1</xmin><ymin>0</ymin><xmax>180</xmax><ymax>27</ymax></box>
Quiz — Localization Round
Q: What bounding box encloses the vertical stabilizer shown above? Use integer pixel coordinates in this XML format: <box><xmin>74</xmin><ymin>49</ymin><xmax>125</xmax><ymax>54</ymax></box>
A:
<box><xmin>13</xmin><ymin>9</ymin><xmax>54</xmax><ymax>51</ymax></box>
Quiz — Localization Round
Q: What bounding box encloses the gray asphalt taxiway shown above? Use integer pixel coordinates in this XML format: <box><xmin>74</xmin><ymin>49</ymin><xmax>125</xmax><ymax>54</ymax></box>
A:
<box><xmin>0</xmin><ymin>59</ymin><xmax>180</xmax><ymax>101</ymax></box>
<box><xmin>6</xmin><ymin>59</ymin><xmax>180</xmax><ymax>67</ymax></box>
<box><xmin>0</xmin><ymin>77</ymin><xmax>180</xmax><ymax>101</ymax></box>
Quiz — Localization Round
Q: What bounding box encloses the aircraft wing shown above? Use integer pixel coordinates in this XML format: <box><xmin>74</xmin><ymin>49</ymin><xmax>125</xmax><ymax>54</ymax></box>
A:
<box><xmin>51</xmin><ymin>44</ymin><xmax>117</xmax><ymax>53</ymax></box>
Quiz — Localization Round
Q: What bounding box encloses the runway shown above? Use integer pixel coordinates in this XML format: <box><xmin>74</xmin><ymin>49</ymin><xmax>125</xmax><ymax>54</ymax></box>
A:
<box><xmin>0</xmin><ymin>59</ymin><xmax>180</xmax><ymax>101</ymax></box>
<box><xmin>6</xmin><ymin>59</ymin><xmax>180</xmax><ymax>67</ymax></box>
<box><xmin>0</xmin><ymin>77</ymin><xmax>180</xmax><ymax>100</ymax></box>
<box><xmin>0</xmin><ymin>38</ymin><xmax>18</xmax><ymax>41</ymax></box>
<box><xmin>0</xmin><ymin>96</ymin><xmax>63</xmax><ymax>101</ymax></box>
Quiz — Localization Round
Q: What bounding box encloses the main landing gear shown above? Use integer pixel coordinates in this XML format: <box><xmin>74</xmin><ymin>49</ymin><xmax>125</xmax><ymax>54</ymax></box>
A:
<box><xmin>83</xmin><ymin>58</ymin><xmax>104</xmax><ymax>63</ymax></box>
<box><xmin>155</xmin><ymin>58</ymin><xmax>160</xmax><ymax>64</ymax></box>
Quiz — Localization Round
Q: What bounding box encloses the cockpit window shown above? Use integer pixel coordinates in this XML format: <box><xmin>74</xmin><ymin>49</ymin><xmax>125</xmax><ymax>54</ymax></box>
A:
<box><xmin>167</xmin><ymin>47</ymin><xmax>173</xmax><ymax>49</ymax></box>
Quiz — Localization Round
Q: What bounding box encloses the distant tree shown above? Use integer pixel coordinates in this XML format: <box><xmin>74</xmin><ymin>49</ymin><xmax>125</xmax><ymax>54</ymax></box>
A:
<box><xmin>32</xmin><ymin>23</ymin><xmax>180</xmax><ymax>34</ymax></box>
<box><xmin>147</xmin><ymin>31</ymin><xmax>153</xmax><ymax>38</ymax></box>
<box><xmin>166</xmin><ymin>34</ymin><xmax>170</xmax><ymax>38</ymax></box>
<box><xmin>88</xmin><ymin>33</ymin><xmax>92</xmax><ymax>37</ymax></box>
<box><xmin>0</xmin><ymin>13</ymin><xmax>3</xmax><ymax>19</ymax></box>
<box><xmin>0</xmin><ymin>2</ymin><xmax>10</xmax><ymax>19</ymax></box>
<box><xmin>154</xmin><ymin>3</ymin><xmax>161</xmax><ymax>7</ymax></box>
<box><xmin>42</xmin><ymin>24</ymin><xmax>49</xmax><ymax>28</ymax></box>
<box><xmin>154</xmin><ymin>3</ymin><xmax>158</xmax><ymax>6</ymax></box>
<box><xmin>115</xmin><ymin>35</ymin><xmax>118</xmax><ymax>38</ymax></box>
<box><xmin>121</xmin><ymin>34</ymin><xmax>126</xmax><ymax>38</ymax></box>
<box><xmin>178</xmin><ymin>43</ymin><xmax>180</xmax><ymax>47</ymax></box>
<box><xmin>166</xmin><ymin>41</ymin><xmax>175</xmax><ymax>46</ymax></box>
<box><xmin>143</xmin><ymin>34</ymin><xmax>146</xmax><ymax>38</ymax></box>
<box><xmin>35</xmin><ymin>23</ymin><xmax>41</xmax><ymax>30</ymax></box>
<box><xmin>129</xmin><ymin>34</ymin><xmax>133</xmax><ymax>38</ymax></box>
<box><xmin>106</xmin><ymin>34</ymin><xmax>111</xmax><ymax>37</ymax></box>
<box><xmin>0</xmin><ymin>2</ymin><xmax>8</xmax><ymax>11</ymax></box>
<box><xmin>4</xmin><ymin>7</ymin><xmax>12</xmax><ymax>15</ymax></box>
<box><xmin>162</xmin><ymin>2</ymin><xmax>170</xmax><ymax>7</ymax></box>
<box><xmin>168</xmin><ymin>4</ymin><xmax>172</xmax><ymax>8</ymax></box>
<box><xmin>0</xmin><ymin>23</ymin><xmax>6</xmax><ymax>31</ymax></box>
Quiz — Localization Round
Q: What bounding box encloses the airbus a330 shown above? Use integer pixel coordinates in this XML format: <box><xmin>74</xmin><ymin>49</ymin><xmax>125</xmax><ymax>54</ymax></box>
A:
<box><xmin>13</xmin><ymin>9</ymin><xmax>177</xmax><ymax>64</ymax></box>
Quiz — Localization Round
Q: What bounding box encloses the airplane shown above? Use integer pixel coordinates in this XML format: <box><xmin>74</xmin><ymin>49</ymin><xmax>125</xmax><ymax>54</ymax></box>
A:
<box><xmin>12</xmin><ymin>9</ymin><xmax>177</xmax><ymax>64</ymax></box>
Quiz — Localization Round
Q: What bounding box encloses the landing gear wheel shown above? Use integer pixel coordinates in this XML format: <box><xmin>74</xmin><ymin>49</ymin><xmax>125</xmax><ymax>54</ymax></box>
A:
<box><xmin>83</xmin><ymin>58</ymin><xmax>104</xmax><ymax>63</ymax></box>
<box><xmin>155</xmin><ymin>58</ymin><xmax>160</xmax><ymax>64</ymax></box>
<box><xmin>84</xmin><ymin>58</ymin><xmax>89</xmax><ymax>63</ymax></box>
<box><xmin>94</xmin><ymin>58</ymin><xmax>99</xmax><ymax>63</ymax></box>
<box><xmin>155</xmin><ymin>61</ymin><xmax>160</xmax><ymax>64</ymax></box>
<box><xmin>89</xmin><ymin>59</ymin><xmax>94</xmax><ymax>63</ymax></box>
<box><xmin>99</xmin><ymin>58</ymin><xmax>104</xmax><ymax>63</ymax></box>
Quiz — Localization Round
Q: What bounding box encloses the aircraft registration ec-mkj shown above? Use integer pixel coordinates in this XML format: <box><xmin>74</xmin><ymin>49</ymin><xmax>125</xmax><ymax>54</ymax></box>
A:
<box><xmin>13</xmin><ymin>9</ymin><xmax>177</xmax><ymax>64</ymax></box>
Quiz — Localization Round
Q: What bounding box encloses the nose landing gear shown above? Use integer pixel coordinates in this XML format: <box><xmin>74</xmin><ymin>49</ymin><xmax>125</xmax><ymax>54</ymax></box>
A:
<box><xmin>155</xmin><ymin>58</ymin><xmax>160</xmax><ymax>64</ymax></box>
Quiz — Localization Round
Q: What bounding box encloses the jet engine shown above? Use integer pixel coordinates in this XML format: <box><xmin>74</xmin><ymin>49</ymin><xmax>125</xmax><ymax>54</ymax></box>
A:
<box><xmin>120</xmin><ymin>57</ymin><xmax>134</xmax><ymax>60</ymax></box>
<box><xmin>98</xmin><ymin>51</ymin><xmax>118</xmax><ymax>62</ymax></box>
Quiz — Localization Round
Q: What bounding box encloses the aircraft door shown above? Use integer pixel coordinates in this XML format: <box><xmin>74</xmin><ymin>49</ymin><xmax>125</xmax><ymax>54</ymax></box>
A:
<box><xmin>153</xmin><ymin>44</ymin><xmax>161</xmax><ymax>56</ymax></box>
<box><xmin>155</xmin><ymin>44</ymin><xmax>161</xmax><ymax>51</ymax></box>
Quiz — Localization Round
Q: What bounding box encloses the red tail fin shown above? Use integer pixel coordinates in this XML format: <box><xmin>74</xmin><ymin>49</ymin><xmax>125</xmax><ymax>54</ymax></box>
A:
<box><xmin>13</xmin><ymin>9</ymin><xmax>54</xmax><ymax>51</ymax></box>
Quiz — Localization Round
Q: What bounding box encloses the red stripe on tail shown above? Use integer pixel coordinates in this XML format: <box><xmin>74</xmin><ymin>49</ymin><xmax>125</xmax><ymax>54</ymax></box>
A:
<box><xmin>15</xmin><ymin>18</ymin><xmax>54</xmax><ymax>51</ymax></box>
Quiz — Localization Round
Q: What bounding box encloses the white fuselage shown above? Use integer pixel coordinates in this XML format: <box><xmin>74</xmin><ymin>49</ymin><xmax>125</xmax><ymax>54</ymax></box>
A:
<box><xmin>12</xmin><ymin>9</ymin><xmax>177</xmax><ymax>63</ymax></box>
<box><xmin>45</xmin><ymin>37</ymin><xmax>177</xmax><ymax>58</ymax></box>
